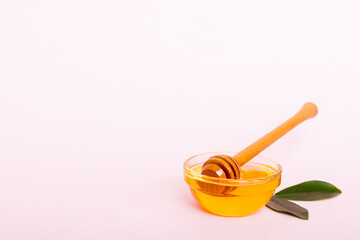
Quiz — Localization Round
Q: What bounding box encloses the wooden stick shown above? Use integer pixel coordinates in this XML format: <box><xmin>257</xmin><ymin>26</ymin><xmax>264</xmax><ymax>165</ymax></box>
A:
<box><xmin>234</xmin><ymin>102</ymin><xmax>318</xmax><ymax>166</ymax></box>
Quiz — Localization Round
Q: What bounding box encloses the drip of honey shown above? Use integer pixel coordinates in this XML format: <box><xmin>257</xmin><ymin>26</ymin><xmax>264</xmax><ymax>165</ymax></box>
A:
<box><xmin>184</xmin><ymin>163</ymin><xmax>281</xmax><ymax>217</ymax></box>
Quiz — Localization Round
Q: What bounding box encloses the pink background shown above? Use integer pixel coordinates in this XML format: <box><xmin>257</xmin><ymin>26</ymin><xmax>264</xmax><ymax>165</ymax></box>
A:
<box><xmin>0</xmin><ymin>1</ymin><xmax>359</xmax><ymax>239</ymax></box>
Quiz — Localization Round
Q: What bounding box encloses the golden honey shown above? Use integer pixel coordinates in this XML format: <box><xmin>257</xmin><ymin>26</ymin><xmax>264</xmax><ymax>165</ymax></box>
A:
<box><xmin>184</xmin><ymin>153</ymin><xmax>282</xmax><ymax>217</ymax></box>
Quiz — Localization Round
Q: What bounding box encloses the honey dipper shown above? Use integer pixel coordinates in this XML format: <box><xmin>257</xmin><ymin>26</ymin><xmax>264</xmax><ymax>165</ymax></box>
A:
<box><xmin>201</xmin><ymin>102</ymin><xmax>318</xmax><ymax>182</ymax></box>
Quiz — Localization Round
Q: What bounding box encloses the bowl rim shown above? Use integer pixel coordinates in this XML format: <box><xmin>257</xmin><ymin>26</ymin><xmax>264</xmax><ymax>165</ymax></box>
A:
<box><xmin>183</xmin><ymin>151</ymin><xmax>282</xmax><ymax>186</ymax></box>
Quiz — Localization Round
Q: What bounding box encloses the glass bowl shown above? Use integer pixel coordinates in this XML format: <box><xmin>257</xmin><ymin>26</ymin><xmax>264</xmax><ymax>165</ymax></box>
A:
<box><xmin>184</xmin><ymin>152</ymin><xmax>282</xmax><ymax>217</ymax></box>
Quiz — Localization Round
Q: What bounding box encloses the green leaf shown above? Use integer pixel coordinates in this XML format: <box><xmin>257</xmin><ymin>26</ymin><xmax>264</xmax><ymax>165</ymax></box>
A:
<box><xmin>275</xmin><ymin>180</ymin><xmax>342</xmax><ymax>201</ymax></box>
<box><xmin>266</xmin><ymin>196</ymin><xmax>309</xmax><ymax>220</ymax></box>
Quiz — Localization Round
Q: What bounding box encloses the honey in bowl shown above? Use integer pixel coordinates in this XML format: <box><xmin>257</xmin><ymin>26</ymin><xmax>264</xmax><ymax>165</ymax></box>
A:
<box><xmin>184</xmin><ymin>152</ymin><xmax>282</xmax><ymax>217</ymax></box>
<box><xmin>184</xmin><ymin>103</ymin><xmax>316</xmax><ymax>216</ymax></box>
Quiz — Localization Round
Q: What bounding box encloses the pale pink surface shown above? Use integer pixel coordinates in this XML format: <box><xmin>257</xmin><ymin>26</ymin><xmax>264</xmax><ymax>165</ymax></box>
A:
<box><xmin>0</xmin><ymin>1</ymin><xmax>360</xmax><ymax>239</ymax></box>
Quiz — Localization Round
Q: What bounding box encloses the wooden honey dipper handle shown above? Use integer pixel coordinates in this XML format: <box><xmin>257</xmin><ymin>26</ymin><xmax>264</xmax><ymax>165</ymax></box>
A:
<box><xmin>200</xmin><ymin>102</ymin><xmax>318</xmax><ymax>194</ymax></box>
<box><xmin>234</xmin><ymin>102</ymin><xmax>318</xmax><ymax>166</ymax></box>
